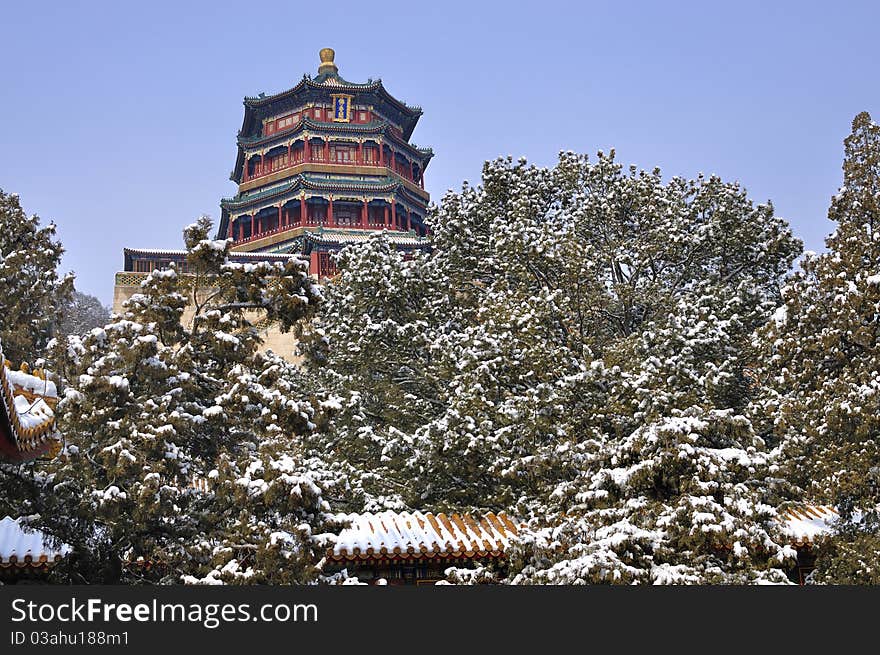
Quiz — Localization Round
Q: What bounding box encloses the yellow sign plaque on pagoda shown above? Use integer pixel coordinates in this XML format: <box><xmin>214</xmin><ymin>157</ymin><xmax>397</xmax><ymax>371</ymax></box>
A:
<box><xmin>331</xmin><ymin>94</ymin><xmax>353</xmax><ymax>122</ymax></box>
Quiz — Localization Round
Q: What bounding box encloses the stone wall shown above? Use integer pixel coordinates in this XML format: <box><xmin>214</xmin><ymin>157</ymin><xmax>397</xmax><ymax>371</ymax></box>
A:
<box><xmin>112</xmin><ymin>277</ymin><xmax>302</xmax><ymax>364</ymax></box>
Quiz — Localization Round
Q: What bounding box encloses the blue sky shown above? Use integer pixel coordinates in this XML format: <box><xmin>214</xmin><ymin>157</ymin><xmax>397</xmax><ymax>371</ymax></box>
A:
<box><xmin>1</xmin><ymin>1</ymin><xmax>878</xmax><ymax>304</ymax></box>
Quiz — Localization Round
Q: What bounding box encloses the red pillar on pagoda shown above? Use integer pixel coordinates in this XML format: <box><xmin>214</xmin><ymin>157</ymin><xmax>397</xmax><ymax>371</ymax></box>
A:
<box><xmin>361</xmin><ymin>199</ymin><xmax>368</xmax><ymax>228</ymax></box>
<box><xmin>406</xmin><ymin>208</ymin><xmax>411</xmax><ymax>232</ymax></box>
<box><xmin>323</xmin><ymin>139</ymin><xmax>329</xmax><ymax>162</ymax></box>
<box><xmin>383</xmin><ymin>205</ymin><xmax>389</xmax><ymax>228</ymax></box>
<box><xmin>357</xmin><ymin>142</ymin><xmax>363</xmax><ymax>166</ymax></box>
<box><xmin>379</xmin><ymin>144</ymin><xmax>385</xmax><ymax>167</ymax></box>
<box><xmin>300</xmin><ymin>196</ymin><xmax>306</xmax><ymax>225</ymax></box>
<box><xmin>250</xmin><ymin>213</ymin><xmax>255</xmax><ymax>238</ymax></box>
<box><xmin>303</xmin><ymin>138</ymin><xmax>310</xmax><ymax>163</ymax></box>
<box><xmin>242</xmin><ymin>158</ymin><xmax>248</xmax><ymax>182</ymax></box>
<box><xmin>328</xmin><ymin>197</ymin><xmax>335</xmax><ymax>227</ymax></box>
<box><xmin>391</xmin><ymin>199</ymin><xmax>397</xmax><ymax>230</ymax></box>
<box><xmin>277</xmin><ymin>205</ymin><xmax>282</xmax><ymax>231</ymax></box>
<box><xmin>238</xmin><ymin>217</ymin><xmax>244</xmax><ymax>241</ymax></box>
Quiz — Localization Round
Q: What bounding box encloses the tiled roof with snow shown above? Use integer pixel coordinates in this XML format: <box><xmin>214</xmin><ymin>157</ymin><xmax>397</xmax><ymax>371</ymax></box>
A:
<box><xmin>0</xmin><ymin>517</ymin><xmax>69</xmax><ymax>570</ymax></box>
<box><xmin>6</xmin><ymin>367</ymin><xmax>58</xmax><ymax>398</ymax></box>
<box><xmin>778</xmin><ymin>504</ymin><xmax>839</xmax><ymax>546</ymax></box>
<box><xmin>304</xmin><ymin>230</ymin><xmax>431</xmax><ymax>248</ymax></box>
<box><xmin>329</xmin><ymin>504</ymin><xmax>845</xmax><ymax>565</ymax></box>
<box><xmin>13</xmin><ymin>395</ymin><xmax>55</xmax><ymax>431</ymax></box>
<box><xmin>329</xmin><ymin>511</ymin><xmax>520</xmax><ymax>561</ymax></box>
<box><xmin>124</xmin><ymin>247</ymin><xmax>297</xmax><ymax>260</ymax></box>
<box><xmin>6</xmin><ymin>368</ymin><xmax>58</xmax><ymax>399</ymax></box>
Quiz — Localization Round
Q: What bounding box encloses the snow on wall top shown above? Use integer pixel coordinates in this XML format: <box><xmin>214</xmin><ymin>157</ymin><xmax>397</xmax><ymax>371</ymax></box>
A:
<box><xmin>0</xmin><ymin>516</ymin><xmax>69</xmax><ymax>567</ymax></box>
<box><xmin>330</xmin><ymin>511</ymin><xmax>520</xmax><ymax>561</ymax></box>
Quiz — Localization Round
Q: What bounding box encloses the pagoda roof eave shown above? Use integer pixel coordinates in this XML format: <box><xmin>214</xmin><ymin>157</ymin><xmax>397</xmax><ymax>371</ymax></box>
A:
<box><xmin>233</xmin><ymin>119</ymin><xmax>432</xmax><ymax>174</ymax></box>
<box><xmin>221</xmin><ymin>175</ymin><xmax>425</xmax><ymax>211</ymax></box>
<box><xmin>240</xmin><ymin>75</ymin><xmax>422</xmax><ymax>142</ymax></box>
<box><xmin>414</xmin><ymin>147</ymin><xmax>435</xmax><ymax>164</ymax></box>
<box><xmin>238</xmin><ymin>118</ymin><xmax>391</xmax><ymax>147</ymax></box>
<box><xmin>302</xmin><ymin>228</ymin><xmax>432</xmax><ymax>249</ymax></box>
<box><xmin>216</xmin><ymin>178</ymin><xmax>428</xmax><ymax>239</ymax></box>
<box><xmin>122</xmin><ymin>247</ymin><xmax>295</xmax><ymax>260</ymax></box>
<box><xmin>243</xmin><ymin>75</ymin><xmax>422</xmax><ymax>117</ymax></box>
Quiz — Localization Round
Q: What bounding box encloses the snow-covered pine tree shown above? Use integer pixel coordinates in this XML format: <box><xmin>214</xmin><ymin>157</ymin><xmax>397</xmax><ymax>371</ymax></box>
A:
<box><xmin>751</xmin><ymin>112</ymin><xmax>880</xmax><ymax>583</ymax></box>
<box><xmin>0</xmin><ymin>189</ymin><xmax>74</xmax><ymax>364</ymax></box>
<box><xmin>408</xmin><ymin>152</ymin><xmax>800</xmax><ymax>512</ymax></box>
<box><xmin>505</xmin><ymin>291</ymin><xmax>799</xmax><ymax>584</ymax></box>
<box><xmin>507</xmin><ymin>410</ymin><xmax>796</xmax><ymax>584</ymax></box>
<box><xmin>297</xmin><ymin>233</ymin><xmax>442</xmax><ymax>511</ymax></box>
<box><xmin>298</xmin><ymin>232</ymin><xmax>441</xmax><ymax>436</ymax></box>
<box><xmin>303</xmin><ymin>150</ymin><xmax>802</xmax><ymax>586</ymax></box>
<box><xmin>57</xmin><ymin>290</ymin><xmax>111</xmax><ymax>337</ymax></box>
<box><xmin>31</xmin><ymin>217</ymin><xmax>338</xmax><ymax>583</ymax></box>
<box><xmin>0</xmin><ymin>189</ymin><xmax>74</xmax><ymax>534</ymax></box>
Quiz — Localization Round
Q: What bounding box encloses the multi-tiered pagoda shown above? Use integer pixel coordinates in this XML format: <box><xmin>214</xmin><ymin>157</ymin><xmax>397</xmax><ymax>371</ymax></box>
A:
<box><xmin>218</xmin><ymin>48</ymin><xmax>433</xmax><ymax>277</ymax></box>
<box><xmin>116</xmin><ymin>48</ymin><xmax>432</xmax><ymax>290</ymax></box>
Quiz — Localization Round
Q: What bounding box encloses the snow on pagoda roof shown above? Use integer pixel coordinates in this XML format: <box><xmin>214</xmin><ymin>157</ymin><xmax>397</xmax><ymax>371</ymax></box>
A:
<box><xmin>329</xmin><ymin>511</ymin><xmax>520</xmax><ymax>561</ymax></box>
<box><xmin>0</xmin><ymin>516</ymin><xmax>69</xmax><ymax>569</ymax></box>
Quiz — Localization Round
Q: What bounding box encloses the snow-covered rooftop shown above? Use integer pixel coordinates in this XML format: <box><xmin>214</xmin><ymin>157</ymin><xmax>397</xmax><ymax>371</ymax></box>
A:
<box><xmin>0</xmin><ymin>517</ymin><xmax>69</xmax><ymax>569</ymax></box>
<box><xmin>124</xmin><ymin>247</ymin><xmax>297</xmax><ymax>259</ymax></box>
<box><xmin>328</xmin><ymin>505</ymin><xmax>842</xmax><ymax>564</ymax></box>
<box><xmin>330</xmin><ymin>511</ymin><xmax>520</xmax><ymax>561</ymax></box>
<box><xmin>6</xmin><ymin>367</ymin><xmax>57</xmax><ymax>399</ymax></box>
<box><xmin>778</xmin><ymin>504</ymin><xmax>838</xmax><ymax>546</ymax></box>
<box><xmin>13</xmin><ymin>395</ymin><xmax>55</xmax><ymax>431</ymax></box>
<box><xmin>0</xmin><ymin>356</ymin><xmax>60</xmax><ymax>462</ymax></box>
<box><xmin>305</xmin><ymin>231</ymin><xmax>430</xmax><ymax>247</ymax></box>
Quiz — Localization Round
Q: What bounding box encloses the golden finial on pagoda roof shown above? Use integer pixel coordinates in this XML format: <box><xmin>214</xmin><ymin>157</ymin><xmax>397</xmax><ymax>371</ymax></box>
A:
<box><xmin>318</xmin><ymin>48</ymin><xmax>338</xmax><ymax>76</ymax></box>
